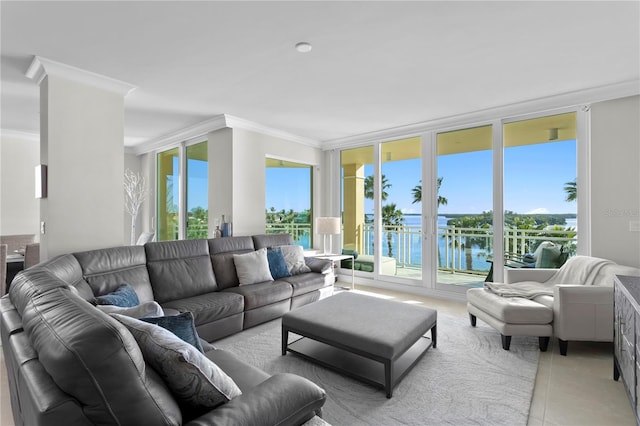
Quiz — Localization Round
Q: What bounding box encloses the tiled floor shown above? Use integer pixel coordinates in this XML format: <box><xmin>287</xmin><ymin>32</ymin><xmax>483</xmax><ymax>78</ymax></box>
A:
<box><xmin>0</xmin><ymin>284</ymin><xmax>636</xmax><ymax>425</ymax></box>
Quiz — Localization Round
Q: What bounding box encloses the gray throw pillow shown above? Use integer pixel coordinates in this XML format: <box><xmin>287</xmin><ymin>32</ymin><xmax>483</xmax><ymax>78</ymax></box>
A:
<box><xmin>96</xmin><ymin>301</ymin><xmax>164</xmax><ymax>319</ymax></box>
<box><xmin>112</xmin><ymin>314</ymin><xmax>242</xmax><ymax>410</ymax></box>
<box><xmin>280</xmin><ymin>245</ymin><xmax>312</xmax><ymax>275</ymax></box>
<box><xmin>233</xmin><ymin>247</ymin><xmax>274</xmax><ymax>285</ymax></box>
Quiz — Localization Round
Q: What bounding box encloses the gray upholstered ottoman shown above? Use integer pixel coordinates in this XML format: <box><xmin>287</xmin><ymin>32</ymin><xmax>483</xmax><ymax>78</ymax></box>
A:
<box><xmin>467</xmin><ymin>287</ymin><xmax>553</xmax><ymax>351</ymax></box>
<box><xmin>282</xmin><ymin>292</ymin><xmax>437</xmax><ymax>398</ymax></box>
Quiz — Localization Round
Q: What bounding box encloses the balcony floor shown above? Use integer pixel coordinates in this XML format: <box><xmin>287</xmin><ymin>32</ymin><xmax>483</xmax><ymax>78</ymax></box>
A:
<box><xmin>374</xmin><ymin>265</ymin><xmax>486</xmax><ymax>287</ymax></box>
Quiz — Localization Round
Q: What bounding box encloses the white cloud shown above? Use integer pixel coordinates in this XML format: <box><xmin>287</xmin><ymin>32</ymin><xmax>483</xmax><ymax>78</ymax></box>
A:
<box><xmin>402</xmin><ymin>208</ymin><xmax>419</xmax><ymax>214</ymax></box>
<box><xmin>527</xmin><ymin>207</ymin><xmax>550</xmax><ymax>214</ymax></box>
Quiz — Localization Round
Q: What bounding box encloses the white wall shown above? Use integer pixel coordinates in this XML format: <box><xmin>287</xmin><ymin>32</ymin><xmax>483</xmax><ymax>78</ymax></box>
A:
<box><xmin>208</xmin><ymin>128</ymin><xmax>233</xmax><ymax>237</ymax></box>
<box><xmin>40</xmin><ymin>76</ymin><xmax>125</xmax><ymax>259</ymax></box>
<box><xmin>204</xmin><ymin>128</ymin><xmax>325</xmax><ymax>242</ymax></box>
<box><xmin>590</xmin><ymin>95</ymin><xmax>640</xmax><ymax>267</ymax></box>
<box><xmin>0</xmin><ymin>133</ymin><xmax>40</xmax><ymax>237</ymax></box>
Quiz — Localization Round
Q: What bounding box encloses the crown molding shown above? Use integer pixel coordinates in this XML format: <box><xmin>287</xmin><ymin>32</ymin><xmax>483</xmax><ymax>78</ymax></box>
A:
<box><xmin>321</xmin><ymin>79</ymin><xmax>640</xmax><ymax>149</ymax></box>
<box><xmin>224</xmin><ymin>115</ymin><xmax>320</xmax><ymax>148</ymax></box>
<box><xmin>129</xmin><ymin>114</ymin><xmax>321</xmax><ymax>155</ymax></box>
<box><xmin>0</xmin><ymin>129</ymin><xmax>39</xmax><ymax>142</ymax></box>
<box><xmin>25</xmin><ymin>56</ymin><xmax>136</xmax><ymax>96</ymax></box>
<box><xmin>127</xmin><ymin>115</ymin><xmax>228</xmax><ymax>155</ymax></box>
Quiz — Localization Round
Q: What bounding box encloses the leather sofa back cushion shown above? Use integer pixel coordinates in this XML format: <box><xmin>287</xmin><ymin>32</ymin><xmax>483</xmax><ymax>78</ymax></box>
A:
<box><xmin>209</xmin><ymin>237</ymin><xmax>255</xmax><ymax>289</ymax></box>
<box><xmin>74</xmin><ymin>246</ymin><xmax>154</xmax><ymax>303</ymax></box>
<box><xmin>38</xmin><ymin>254</ymin><xmax>94</xmax><ymax>300</ymax></box>
<box><xmin>16</xmin><ymin>272</ymin><xmax>182</xmax><ymax>425</ymax></box>
<box><xmin>145</xmin><ymin>240</ymin><xmax>217</xmax><ymax>303</ymax></box>
<box><xmin>252</xmin><ymin>233</ymin><xmax>293</xmax><ymax>249</ymax></box>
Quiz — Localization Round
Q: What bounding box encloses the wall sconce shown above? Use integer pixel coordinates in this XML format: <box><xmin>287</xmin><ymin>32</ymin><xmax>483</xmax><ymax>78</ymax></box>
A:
<box><xmin>35</xmin><ymin>164</ymin><xmax>47</xmax><ymax>198</ymax></box>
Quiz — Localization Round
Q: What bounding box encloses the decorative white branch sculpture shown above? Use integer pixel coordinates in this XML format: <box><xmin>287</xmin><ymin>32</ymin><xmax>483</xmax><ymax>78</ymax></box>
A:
<box><xmin>124</xmin><ymin>169</ymin><xmax>148</xmax><ymax>245</ymax></box>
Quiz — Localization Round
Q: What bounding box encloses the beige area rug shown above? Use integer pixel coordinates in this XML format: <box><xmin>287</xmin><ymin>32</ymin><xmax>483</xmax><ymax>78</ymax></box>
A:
<box><xmin>216</xmin><ymin>312</ymin><xmax>540</xmax><ymax>426</ymax></box>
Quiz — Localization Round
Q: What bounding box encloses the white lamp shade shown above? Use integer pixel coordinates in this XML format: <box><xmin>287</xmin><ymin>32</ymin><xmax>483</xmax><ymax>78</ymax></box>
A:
<box><xmin>316</xmin><ymin>217</ymin><xmax>341</xmax><ymax>235</ymax></box>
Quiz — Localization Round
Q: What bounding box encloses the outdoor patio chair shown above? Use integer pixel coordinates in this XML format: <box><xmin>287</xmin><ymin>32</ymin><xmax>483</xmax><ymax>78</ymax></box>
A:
<box><xmin>485</xmin><ymin>242</ymin><xmax>568</xmax><ymax>282</ymax></box>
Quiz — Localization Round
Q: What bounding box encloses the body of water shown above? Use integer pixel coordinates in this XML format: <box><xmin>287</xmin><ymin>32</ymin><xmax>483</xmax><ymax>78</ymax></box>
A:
<box><xmin>362</xmin><ymin>214</ymin><xmax>577</xmax><ymax>271</ymax></box>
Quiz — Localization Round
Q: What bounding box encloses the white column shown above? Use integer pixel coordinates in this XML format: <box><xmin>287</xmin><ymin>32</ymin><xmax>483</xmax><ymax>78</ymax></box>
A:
<box><xmin>27</xmin><ymin>57</ymin><xmax>136</xmax><ymax>259</ymax></box>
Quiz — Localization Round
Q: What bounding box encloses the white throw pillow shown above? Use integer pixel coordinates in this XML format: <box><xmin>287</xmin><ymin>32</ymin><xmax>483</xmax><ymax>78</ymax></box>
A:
<box><xmin>233</xmin><ymin>247</ymin><xmax>274</xmax><ymax>285</ymax></box>
<box><xmin>279</xmin><ymin>245</ymin><xmax>312</xmax><ymax>275</ymax></box>
<box><xmin>96</xmin><ymin>301</ymin><xmax>164</xmax><ymax>318</ymax></box>
<box><xmin>112</xmin><ymin>314</ymin><xmax>242</xmax><ymax>410</ymax></box>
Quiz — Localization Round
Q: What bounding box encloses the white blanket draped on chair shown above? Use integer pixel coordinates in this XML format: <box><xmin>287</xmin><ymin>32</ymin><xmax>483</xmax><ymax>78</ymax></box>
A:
<box><xmin>484</xmin><ymin>256</ymin><xmax>615</xmax><ymax>299</ymax></box>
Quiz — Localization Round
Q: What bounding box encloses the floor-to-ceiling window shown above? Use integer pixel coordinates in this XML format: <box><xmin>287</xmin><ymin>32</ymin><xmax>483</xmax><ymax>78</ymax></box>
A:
<box><xmin>157</xmin><ymin>140</ymin><xmax>208</xmax><ymax>241</ymax></box>
<box><xmin>503</xmin><ymin>112</ymin><xmax>577</xmax><ymax>264</ymax></box>
<box><xmin>380</xmin><ymin>137</ymin><xmax>422</xmax><ymax>279</ymax></box>
<box><xmin>265</xmin><ymin>158</ymin><xmax>313</xmax><ymax>248</ymax></box>
<box><xmin>186</xmin><ymin>141</ymin><xmax>208</xmax><ymax>239</ymax></box>
<box><xmin>335</xmin><ymin>108</ymin><xmax>583</xmax><ymax>294</ymax></box>
<box><xmin>436</xmin><ymin>125</ymin><xmax>494</xmax><ymax>288</ymax></box>
<box><xmin>157</xmin><ymin>147</ymin><xmax>180</xmax><ymax>241</ymax></box>
<box><xmin>341</xmin><ymin>146</ymin><xmax>374</xmax><ymax>271</ymax></box>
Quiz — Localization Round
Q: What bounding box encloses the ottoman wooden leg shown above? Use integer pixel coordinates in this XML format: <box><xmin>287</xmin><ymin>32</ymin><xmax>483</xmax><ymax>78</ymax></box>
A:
<box><xmin>431</xmin><ymin>323</ymin><xmax>437</xmax><ymax>349</ymax></box>
<box><xmin>539</xmin><ymin>336</ymin><xmax>550</xmax><ymax>352</ymax></box>
<box><xmin>281</xmin><ymin>327</ymin><xmax>288</xmax><ymax>356</ymax></box>
<box><xmin>558</xmin><ymin>339</ymin><xmax>568</xmax><ymax>356</ymax></box>
<box><xmin>469</xmin><ymin>313</ymin><xmax>477</xmax><ymax>327</ymax></box>
<box><xmin>501</xmin><ymin>334</ymin><xmax>511</xmax><ymax>350</ymax></box>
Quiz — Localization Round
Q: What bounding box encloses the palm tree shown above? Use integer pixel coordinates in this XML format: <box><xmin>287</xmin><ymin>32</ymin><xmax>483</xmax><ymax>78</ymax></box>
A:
<box><xmin>364</xmin><ymin>174</ymin><xmax>390</xmax><ymax>201</ymax></box>
<box><xmin>564</xmin><ymin>180</ymin><xmax>577</xmax><ymax>202</ymax></box>
<box><xmin>411</xmin><ymin>177</ymin><xmax>448</xmax><ymax>207</ymax></box>
<box><xmin>382</xmin><ymin>203</ymin><xmax>405</xmax><ymax>257</ymax></box>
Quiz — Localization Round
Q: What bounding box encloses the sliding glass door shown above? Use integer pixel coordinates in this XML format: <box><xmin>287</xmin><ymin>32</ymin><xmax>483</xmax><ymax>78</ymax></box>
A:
<box><xmin>436</xmin><ymin>126</ymin><xmax>493</xmax><ymax>289</ymax></box>
<box><xmin>380</xmin><ymin>137</ymin><xmax>422</xmax><ymax>279</ymax></box>
<box><xmin>157</xmin><ymin>147</ymin><xmax>180</xmax><ymax>241</ymax></box>
<box><xmin>157</xmin><ymin>140</ymin><xmax>209</xmax><ymax>241</ymax></box>
<box><xmin>341</xmin><ymin>146</ymin><xmax>374</xmax><ymax>271</ymax></box>
<box><xmin>186</xmin><ymin>142</ymin><xmax>208</xmax><ymax>239</ymax></box>
<box><xmin>336</xmin><ymin>109</ymin><xmax>582</xmax><ymax>293</ymax></box>
<box><xmin>503</xmin><ymin>112</ymin><xmax>577</xmax><ymax>265</ymax></box>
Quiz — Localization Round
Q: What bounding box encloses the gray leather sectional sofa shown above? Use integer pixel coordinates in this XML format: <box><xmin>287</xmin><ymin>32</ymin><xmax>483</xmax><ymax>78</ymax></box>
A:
<box><xmin>0</xmin><ymin>234</ymin><xmax>333</xmax><ymax>426</ymax></box>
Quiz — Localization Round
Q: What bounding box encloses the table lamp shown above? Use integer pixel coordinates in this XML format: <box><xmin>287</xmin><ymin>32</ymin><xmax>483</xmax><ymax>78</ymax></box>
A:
<box><xmin>316</xmin><ymin>217</ymin><xmax>341</xmax><ymax>255</ymax></box>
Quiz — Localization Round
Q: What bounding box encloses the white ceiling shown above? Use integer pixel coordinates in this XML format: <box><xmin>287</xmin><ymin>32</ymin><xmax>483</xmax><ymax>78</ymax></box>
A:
<box><xmin>1</xmin><ymin>1</ymin><xmax>638</xmax><ymax>148</ymax></box>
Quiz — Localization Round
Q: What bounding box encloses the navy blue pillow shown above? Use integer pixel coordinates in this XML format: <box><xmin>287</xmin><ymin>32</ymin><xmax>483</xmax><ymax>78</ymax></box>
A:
<box><xmin>94</xmin><ymin>284</ymin><xmax>140</xmax><ymax>307</ymax></box>
<box><xmin>141</xmin><ymin>312</ymin><xmax>204</xmax><ymax>353</ymax></box>
<box><xmin>267</xmin><ymin>247</ymin><xmax>291</xmax><ymax>280</ymax></box>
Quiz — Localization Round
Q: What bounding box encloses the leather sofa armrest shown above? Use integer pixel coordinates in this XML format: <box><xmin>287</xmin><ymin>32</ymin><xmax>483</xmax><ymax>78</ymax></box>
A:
<box><xmin>504</xmin><ymin>268</ymin><xmax>556</xmax><ymax>284</ymax></box>
<box><xmin>304</xmin><ymin>257</ymin><xmax>333</xmax><ymax>274</ymax></box>
<box><xmin>553</xmin><ymin>285</ymin><xmax>614</xmax><ymax>341</ymax></box>
<box><xmin>184</xmin><ymin>373</ymin><xmax>326</xmax><ymax>426</ymax></box>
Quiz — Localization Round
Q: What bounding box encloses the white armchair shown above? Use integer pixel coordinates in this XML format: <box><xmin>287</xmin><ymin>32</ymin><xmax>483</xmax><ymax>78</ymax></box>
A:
<box><xmin>505</xmin><ymin>258</ymin><xmax>640</xmax><ymax>355</ymax></box>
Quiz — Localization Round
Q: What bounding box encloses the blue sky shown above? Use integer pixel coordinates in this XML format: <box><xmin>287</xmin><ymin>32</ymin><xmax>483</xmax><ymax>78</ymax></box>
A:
<box><xmin>365</xmin><ymin>140</ymin><xmax>576</xmax><ymax>215</ymax></box>
<box><xmin>188</xmin><ymin>139</ymin><xmax>577</xmax><ymax>216</ymax></box>
<box><xmin>265</xmin><ymin>167</ymin><xmax>312</xmax><ymax>212</ymax></box>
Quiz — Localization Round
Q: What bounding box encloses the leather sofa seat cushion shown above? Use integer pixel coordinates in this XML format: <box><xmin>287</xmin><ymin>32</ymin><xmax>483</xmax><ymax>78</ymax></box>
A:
<box><xmin>224</xmin><ymin>281</ymin><xmax>293</xmax><ymax>310</ymax></box>
<box><xmin>467</xmin><ymin>288</ymin><xmax>553</xmax><ymax>324</ymax></box>
<box><xmin>14</xmin><ymin>270</ymin><xmax>183</xmax><ymax>425</ymax></box>
<box><xmin>282</xmin><ymin>273</ymin><xmax>331</xmax><ymax>297</ymax></box>
<box><xmin>145</xmin><ymin>240</ymin><xmax>217</xmax><ymax>303</ymax></box>
<box><xmin>205</xmin><ymin>349</ymin><xmax>270</xmax><ymax>391</ymax></box>
<box><xmin>161</xmin><ymin>291</ymin><xmax>244</xmax><ymax>326</ymax></box>
<box><xmin>74</xmin><ymin>246</ymin><xmax>154</xmax><ymax>303</ymax></box>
